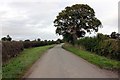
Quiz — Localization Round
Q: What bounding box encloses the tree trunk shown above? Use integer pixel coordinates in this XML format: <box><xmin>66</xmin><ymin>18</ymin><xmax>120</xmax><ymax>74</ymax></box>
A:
<box><xmin>72</xmin><ymin>33</ymin><xmax>77</xmax><ymax>45</ymax></box>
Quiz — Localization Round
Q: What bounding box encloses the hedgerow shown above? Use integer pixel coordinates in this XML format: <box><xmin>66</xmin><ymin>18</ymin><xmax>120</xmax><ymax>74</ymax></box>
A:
<box><xmin>2</xmin><ymin>41</ymin><xmax>24</xmax><ymax>63</ymax></box>
<box><xmin>2</xmin><ymin>40</ymin><xmax>57</xmax><ymax>63</ymax></box>
<box><xmin>75</xmin><ymin>34</ymin><xmax>120</xmax><ymax>61</ymax></box>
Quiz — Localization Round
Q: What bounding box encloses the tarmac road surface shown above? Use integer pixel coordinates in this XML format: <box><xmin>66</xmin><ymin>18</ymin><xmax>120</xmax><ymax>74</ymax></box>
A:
<box><xmin>24</xmin><ymin>44</ymin><xmax>118</xmax><ymax>78</ymax></box>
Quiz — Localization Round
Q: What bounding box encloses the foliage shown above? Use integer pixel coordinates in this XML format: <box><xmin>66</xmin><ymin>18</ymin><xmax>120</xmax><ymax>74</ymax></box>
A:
<box><xmin>24</xmin><ymin>39</ymin><xmax>30</xmax><ymax>42</ymax></box>
<box><xmin>63</xmin><ymin>43</ymin><xmax>120</xmax><ymax>70</ymax></box>
<box><xmin>37</xmin><ymin>38</ymin><xmax>41</xmax><ymax>41</ymax></box>
<box><xmin>2</xmin><ymin>41</ymin><xmax>24</xmax><ymax>63</ymax></box>
<box><xmin>22</xmin><ymin>40</ymin><xmax>56</xmax><ymax>48</ymax></box>
<box><xmin>56</xmin><ymin>39</ymin><xmax>63</xmax><ymax>44</ymax></box>
<box><xmin>75</xmin><ymin>33</ymin><xmax>120</xmax><ymax>61</ymax></box>
<box><xmin>2</xmin><ymin>45</ymin><xmax>54</xmax><ymax>78</ymax></box>
<box><xmin>1</xmin><ymin>35</ymin><xmax>12</xmax><ymax>41</ymax></box>
<box><xmin>110</xmin><ymin>32</ymin><xmax>120</xmax><ymax>39</ymax></box>
<box><xmin>2</xmin><ymin>40</ymin><xmax>57</xmax><ymax>63</ymax></box>
<box><xmin>54</xmin><ymin>4</ymin><xmax>102</xmax><ymax>44</ymax></box>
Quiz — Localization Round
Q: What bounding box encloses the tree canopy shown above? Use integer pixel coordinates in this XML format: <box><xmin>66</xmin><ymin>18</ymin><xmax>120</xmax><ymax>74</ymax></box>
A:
<box><xmin>1</xmin><ymin>35</ymin><xmax>12</xmax><ymax>41</ymax></box>
<box><xmin>110</xmin><ymin>32</ymin><xmax>120</xmax><ymax>39</ymax></box>
<box><xmin>54</xmin><ymin>4</ymin><xmax>102</xmax><ymax>44</ymax></box>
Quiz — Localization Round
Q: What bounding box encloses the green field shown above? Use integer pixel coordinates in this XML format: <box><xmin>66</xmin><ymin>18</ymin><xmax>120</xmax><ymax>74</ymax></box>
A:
<box><xmin>2</xmin><ymin>45</ymin><xmax>54</xmax><ymax>79</ymax></box>
<box><xmin>62</xmin><ymin>43</ymin><xmax>120</xmax><ymax>70</ymax></box>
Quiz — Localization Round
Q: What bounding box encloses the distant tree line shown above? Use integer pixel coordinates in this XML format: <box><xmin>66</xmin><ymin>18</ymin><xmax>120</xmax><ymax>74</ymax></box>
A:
<box><xmin>110</xmin><ymin>32</ymin><xmax>120</xmax><ymax>39</ymax></box>
<box><xmin>1</xmin><ymin>35</ymin><xmax>63</xmax><ymax>63</ymax></box>
<box><xmin>1</xmin><ymin>35</ymin><xmax>12</xmax><ymax>41</ymax></box>
<box><xmin>1</xmin><ymin>35</ymin><xmax>63</xmax><ymax>43</ymax></box>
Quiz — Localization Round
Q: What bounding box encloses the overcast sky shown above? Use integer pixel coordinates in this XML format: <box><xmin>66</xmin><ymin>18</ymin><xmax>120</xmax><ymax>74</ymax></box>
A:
<box><xmin>0</xmin><ymin>0</ymin><xmax>119</xmax><ymax>41</ymax></box>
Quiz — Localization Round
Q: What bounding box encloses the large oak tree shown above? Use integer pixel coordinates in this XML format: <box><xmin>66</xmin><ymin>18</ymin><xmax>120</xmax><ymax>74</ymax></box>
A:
<box><xmin>54</xmin><ymin>4</ymin><xmax>102</xmax><ymax>44</ymax></box>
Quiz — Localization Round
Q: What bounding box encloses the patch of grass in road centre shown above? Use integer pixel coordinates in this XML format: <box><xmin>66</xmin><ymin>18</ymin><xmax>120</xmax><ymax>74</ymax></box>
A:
<box><xmin>2</xmin><ymin>45</ymin><xmax>54</xmax><ymax>78</ymax></box>
<box><xmin>62</xmin><ymin>43</ymin><xmax>120</xmax><ymax>70</ymax></box>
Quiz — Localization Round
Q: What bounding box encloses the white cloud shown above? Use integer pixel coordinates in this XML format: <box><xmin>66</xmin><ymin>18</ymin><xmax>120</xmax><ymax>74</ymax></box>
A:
<box><xmin>0</xmin><ymin>0</ymin><xmax>119</xmax><ymax>40</ymax></box>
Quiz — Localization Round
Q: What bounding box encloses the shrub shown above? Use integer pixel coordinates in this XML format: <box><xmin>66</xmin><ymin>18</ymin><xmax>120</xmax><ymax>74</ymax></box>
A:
<box><xmin>2</xmin><ymin>41</ymin><xmax>24</xmax><ymax>63</ymax></box>
<box><xmin>75</xmin><ymin>37</ymin><xmax>99</xmax><ymax>52</ymax></box>
<box><xmin>75</xmin><ymin>37</ymin><xmax>120</xmax><ymax>61</ymax></box>
<box><xmin>2</xmin><ymin>40</ymin><xmax>56</xmax><ymax>63</ymax></box>
<box><xmin>22</xmin><ymin>41</ymin><xmax>56</xmax><ymax>48</ymax></box>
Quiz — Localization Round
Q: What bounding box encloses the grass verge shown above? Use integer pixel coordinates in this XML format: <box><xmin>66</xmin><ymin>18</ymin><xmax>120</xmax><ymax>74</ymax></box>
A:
<box><xmin>62</xmin><ymin>43</ymin><xmax>120</xmax><ymax>70</ymax></box>
<box><xmin>2</xmin><ymin>45</ymin><xmax>54</xmax><ymax>79</ymax></box>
